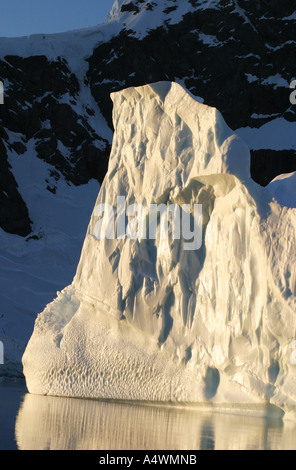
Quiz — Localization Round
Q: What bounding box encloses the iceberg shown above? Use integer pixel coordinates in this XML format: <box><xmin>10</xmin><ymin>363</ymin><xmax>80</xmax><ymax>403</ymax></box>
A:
<box><xmin>267</xmin><ymin>172</ymin><xmax>296</xmax><ymax>209</ymax></box>
<box><xmin>22</xmin><ymin>82</ymin><xmax>296</xmax><ymax>416</ymax></box>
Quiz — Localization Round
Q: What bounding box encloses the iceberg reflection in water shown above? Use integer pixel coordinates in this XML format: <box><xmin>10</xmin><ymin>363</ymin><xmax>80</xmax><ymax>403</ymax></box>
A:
<box><xmin>15</xmin><ymin>393</ymin><xmax>296</xmax><ymax>450</ymax></box>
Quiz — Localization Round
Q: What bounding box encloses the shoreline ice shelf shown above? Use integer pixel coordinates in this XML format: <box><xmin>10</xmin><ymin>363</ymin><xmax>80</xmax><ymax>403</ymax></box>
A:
<box><xmin>22</xmin><ymin>82</ymin><xmax>296</xmax><ymax>419</ymax></box>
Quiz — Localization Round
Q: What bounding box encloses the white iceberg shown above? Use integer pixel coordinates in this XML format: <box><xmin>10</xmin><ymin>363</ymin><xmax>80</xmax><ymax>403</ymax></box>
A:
<box><xmin>22</xmin><ymin>82</ymin><xmax>296</xmax><ymax>416</ymax></box>
<box><xmin>267</xmin><ymin>172</ymin><xmax>296</xmax><ymax>209</ymax></box>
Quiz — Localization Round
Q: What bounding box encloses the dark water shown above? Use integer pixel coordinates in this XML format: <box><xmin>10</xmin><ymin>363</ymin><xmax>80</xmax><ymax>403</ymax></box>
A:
<box><xmin>1</xmin><ymin>379</ymin><xmax>296</xmax><ymax>450</ymax></box>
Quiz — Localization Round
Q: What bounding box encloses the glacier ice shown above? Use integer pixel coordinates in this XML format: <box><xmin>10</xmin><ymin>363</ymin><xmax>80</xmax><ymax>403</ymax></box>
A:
<box><xmin>22</xmin><ymin>82</ymin><xmax>296</xmax><ymax>416</ymax></box>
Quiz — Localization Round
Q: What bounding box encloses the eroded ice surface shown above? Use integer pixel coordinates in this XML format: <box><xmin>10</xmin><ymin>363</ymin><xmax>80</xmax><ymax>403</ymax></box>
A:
<box><xmin>22</xmin><ymin>82</ymin><xmax>296</xmax><ymax>417</ymax></box>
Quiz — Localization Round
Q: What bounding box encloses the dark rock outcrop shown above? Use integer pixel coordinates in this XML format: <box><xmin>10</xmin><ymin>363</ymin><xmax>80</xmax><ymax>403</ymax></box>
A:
<box><xmin>0</xmin><ymin>135</ymin><xmax>31</xmax><ymax>236</ymax></box>
<box><xmin>0</xmin><ymin>54</ymin><xmax>110</xmax><ymax>234</ymax></box>
<box><xmin>89</xmin><ymin>0</ymin><xmax>296</xmax><ymax>127</ymax></box>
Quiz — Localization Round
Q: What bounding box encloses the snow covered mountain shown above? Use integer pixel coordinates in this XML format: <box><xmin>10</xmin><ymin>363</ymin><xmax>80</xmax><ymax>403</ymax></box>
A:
<box><xmin>0</xmin><ymin>0</ymin><xmax>295</xmax><ymax>377</ymax></box>
<box><xmin>23</xmin><ymin>82</ymin><xmax>296</xmax><ymax>416</ymax></box>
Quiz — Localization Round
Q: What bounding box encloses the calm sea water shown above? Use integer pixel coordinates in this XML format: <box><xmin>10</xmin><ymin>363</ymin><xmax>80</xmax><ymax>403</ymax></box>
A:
<box><xmin>1</xmin><ymin>379</ymin><xmax>296</xmax><ymax>450</ymax></box>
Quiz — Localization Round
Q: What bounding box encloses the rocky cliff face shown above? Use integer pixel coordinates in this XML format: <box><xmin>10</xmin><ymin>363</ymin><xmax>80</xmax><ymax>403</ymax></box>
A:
<box><xmin>1</xmin><ymin>0</ymin><xmax>295</xmax><ymax>238</ymax></box>
<box><xmin>89</xmin><ymin>0</ymin><xmax>296</xmax><ymax>186</ymax></box>
<box><xmin>0</xmin><ymin>53</ymin><xmax>111</xmax><ymax>236</ymax></box>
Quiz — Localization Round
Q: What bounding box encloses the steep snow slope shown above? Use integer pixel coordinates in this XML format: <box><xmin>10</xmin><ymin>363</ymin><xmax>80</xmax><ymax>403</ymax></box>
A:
<box><xmin>22</xmin><ymin>83</ymin><xmax>296</xmax><ymax>417</ymax></box>
<box><xmin>105</xmin><ymin>0</ymin><xmax>195</xmax><ymax>38</ymax></box>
